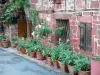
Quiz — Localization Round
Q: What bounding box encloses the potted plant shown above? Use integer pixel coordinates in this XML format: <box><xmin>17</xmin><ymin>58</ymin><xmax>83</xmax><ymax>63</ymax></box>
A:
<box><xmin>11</xmin><ymin>37</ymin><xmax>19</xmax><ymax>48</ymax></box>
<box><xmin>50</xmin><ymin>46</ymin><xmax>60</xmax><ymax>69</ymax></box>
<box><xmin>56</xmin><ymin>27</ymin><xmax>64</xmax><ymax>37</ymax></box>
<box><xmin>0</xmin><ymin>34</ymin><xmax>9</xmax><ymax>48</ymax></box>
<box><xmin>35</xmin><ymin>43</ymin><xmax>44</xmax><ymax>60</ymax></box>
<box><xmin>18</xmin><ymin>40</ymin><xmax>26</xmax><ymax>54</ymax></box>
<box><xmin>42</xmin><ymin>47</ymin><xmax>53</xmax><ymax>66</ymax></box>
<box><xmin>91</xmin><ymin>55</ymin><xmax>100</xmax><ymax>75</ymax></box>
<box><xmin>26</xmin><ymin>41</ymin><xmax>36</xmax><ymax>58</ymax></box>
<box><xmin>74</xmin><ymin>55</ymin><xmax>91</xmax><ymax>75</ymax></box>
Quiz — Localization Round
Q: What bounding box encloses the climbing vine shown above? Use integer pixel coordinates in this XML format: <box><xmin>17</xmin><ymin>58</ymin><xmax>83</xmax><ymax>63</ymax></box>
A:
<box><xmin>2</xmin><ymin>0</ymin><xmax>30</xmax><ymax>22</ymax></box>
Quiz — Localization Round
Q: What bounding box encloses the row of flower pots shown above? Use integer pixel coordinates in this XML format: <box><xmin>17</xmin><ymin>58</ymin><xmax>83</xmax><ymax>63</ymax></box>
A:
<box><xmin>1</xmin><ymin>35</ymin><xmax>100</xmax><ymax>75</ymax></box>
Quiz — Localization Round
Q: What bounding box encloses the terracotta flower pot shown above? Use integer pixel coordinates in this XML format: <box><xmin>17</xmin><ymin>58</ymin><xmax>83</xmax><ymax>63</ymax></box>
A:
<box><xmin>1</xmin><ymin>40</ymin><xmax>9</xmax><ymax>48</ymax></box>
<box><xmin>91</xmin><ymin>60</ymin><xmax>100</xmax><ymax>75</ymax></box>
<box><xmin>11</xmin><ymin>44</ymin><xmax>17</xmax><ymax>48</ymax></box>
<box><xmin>21</xmin><ymin>48</ymin><xmax>26</xmax><ymax>54</ymax></box>
<box><xmin>59</xmin><ymin>61</ymin><xmax>69</xmax><ymax>72</ymax></box>
<box><xmin>36</xmin><ymin>51</ymin><xmax>44</xmax><ymax>60</ymax></box>
<box><xmin>54</xmin><ymin>0</ymin><xmax>61</xmax><ymax>4</ymax></box>
<box><xmin>29</xmin><ymin>51</ymin><xmax>36</xmax><ymax>58</ymax></box>
<box><xmin>53</xmin><ymin>60</ymin><xmax>60</xmax><ymax>69</ymax></box>
<box><xmin>78</xmin><ymin>71</ymin><xmax>90</xmax><ymax>75</ymax></box>
<box><xmin>68</xmin><ymin>65</ymin><xmax>74</xmax><ymax>75</ymax></box>
<box><xmin>46</xmin><ymin>56</ymin><xmax>53</xmax><ymax>66</ymax></box>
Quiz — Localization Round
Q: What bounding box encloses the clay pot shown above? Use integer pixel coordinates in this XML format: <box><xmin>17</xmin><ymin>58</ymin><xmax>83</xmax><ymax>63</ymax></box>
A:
<box><xmin>36</xmin><ymin>51</ymin><xmax>44</xmax><ymax>60</ymax></box>
<box><xmin>59</xmin><ymin>61</ymin><xmax>69</xmax><ymax>72</ymax></box>
<box><xmin>53</xmin><ymin>60</ymin><xmax>60</xmax><ymax>69</ymax></box>
<box><xmin>68</xmin><ymin>65</ymin><xmax>74</xmax><ymax>75</ymax></box>
<box><xmin>91</xmin><ymin>60</ymin><xmax>100</xmax><ymax>75</ymax></box>
<box><xmin>46</xmin><ymin>56</ymin><xmax>53</xmax><ymax>66</ymax></box>
<box><xmin>78</xmin><ymin>71</ymin><xmax>90</xmax><ymax>75</ymax></box>
<box><xmin>54</xmin><ymin>0</ymin><xmax>61</xmax><ymax>4</ymax></box>
<box><xmin>21</xmin><ymin>48</ymin><xmax>26</xmax><ymax>54</ymax></box>
<box><xmin>29</xmin><ymin>51</ymin><xmax>36</xmax><ymax>58</ymax></box>
<box><xmin>11</xmin><ymin>44</ymin><xmax>17</xmax><ymax>48</ymax></box>
<box><xmin>1</xmin><ymin>40</ymin><xmax>9</xmax><ymax>48</ymax></box>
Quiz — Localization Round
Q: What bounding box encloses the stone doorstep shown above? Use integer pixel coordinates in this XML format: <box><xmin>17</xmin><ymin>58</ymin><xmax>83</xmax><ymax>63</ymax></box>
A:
<box><xmin>2</xmin><ymin>47</ymin><xmax>69</xmax><ymax>75</ymax></box>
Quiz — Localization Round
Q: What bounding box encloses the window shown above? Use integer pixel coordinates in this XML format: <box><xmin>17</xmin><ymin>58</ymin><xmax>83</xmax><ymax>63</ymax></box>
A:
<box><xmin>79</xmin><ymin>23</ymin><xmax>92</xmax><ymax>51</ymax></box>
<box><xmin>56</xmin><ymin>20</ymin><xmax>70</xmax><ymax>43</ymax></box>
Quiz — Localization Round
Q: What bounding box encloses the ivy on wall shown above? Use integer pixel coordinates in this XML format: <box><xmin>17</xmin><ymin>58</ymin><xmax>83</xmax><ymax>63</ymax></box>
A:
<box><xmin>2</xmin><ymin>0</ymin><xmax>30</xmax><ymax>22</ymax></box>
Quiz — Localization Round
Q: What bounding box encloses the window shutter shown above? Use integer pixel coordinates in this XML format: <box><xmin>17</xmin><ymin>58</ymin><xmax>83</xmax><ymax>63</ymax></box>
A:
<box><xmin>85</xmin><ymin>23</ymin><xmax>92</xmax><ymax>50</ymax></box>
<box><xmin>79</xmin><ymin>23</ymin><xmax>92</xmax><ymax>51</ymax></box>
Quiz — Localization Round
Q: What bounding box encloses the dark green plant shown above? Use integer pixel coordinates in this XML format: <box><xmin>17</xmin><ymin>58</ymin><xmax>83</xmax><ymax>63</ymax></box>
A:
<box><xmin>26</xmin><ymin>42</ymin><xmax>35</xmax><ymax>54</ymax></box>
<box><xmin>56</xmin><ymin>27</ymin><xmax>64</xmax><ymax>36</ymax></box>
<box><xmin>50</xmin><ymin>46</ymin><xmax>59</xmax><ymax>61</ymax></box>
<box><xmin>18</xmin><ymin>40</ymin><xmax>26</xmax><ymax>50</ymax></box>
<box><xmin>11</xmin><ymin>37</ymin><xmax>19</xmax><ymax>44</ymax></box>
<box><xmin>39</xmin><ymin>27</ymin><xmax>52</xmax><ymax>38</ymax></box>
<box><xmin>0</xmin><ymin>34</ymin><xmax>6</xmax><ymax>41</ymax></box>
<box><xmin>74</xmin><ymin>55</ymin><xmax>90</xmax><ymax>72</ymax></box>
<box><xmin>42</xmin><ymin>47</ymin><xmax>52</xmax><ymax>57</ymax></box>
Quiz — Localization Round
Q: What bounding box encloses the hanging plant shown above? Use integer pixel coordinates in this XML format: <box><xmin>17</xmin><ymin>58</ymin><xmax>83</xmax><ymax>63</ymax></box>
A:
<box><xmin>56</xmin><ymin>27</ymin><xmax>64</xmax><ymax>36</ymax></box>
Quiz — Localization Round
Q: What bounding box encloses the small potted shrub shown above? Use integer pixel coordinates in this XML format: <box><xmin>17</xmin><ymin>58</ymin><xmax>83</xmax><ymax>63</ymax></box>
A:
<box><xmin>18</xmin><ymin>40</ymin><xmax>26</xmax><ymax>54</ymax></box>
<box><xmin>91</xmin><ymin>55</ymin><xmax>100</xmax><ymax>75</ymax></box>
<box><xmin>0</xmin><ymin>34</ymin><xmax>9</xmax><ymax>48</ymax></box>
<box><xmin>35</xmin><ymin>43</ymin><xmax>44</xmax><ymax>60</ymax></box>
<box><xmin>74</xmin><ymin>55</ymin><xmax>91</xmax><ymax>75</ymax></box>
<box><xmin>50</xmin><ymin>46</ymin><xmax>60</xmax><ymax>69</ymax></box>
<box><xmin>26</xmin><ymin>41</ymin><xmax>36</xmax><ymax>58</ymax></box>
<box><xmin>42</xmin><ymin>47</ymin><xmax>53</xmax><ymax>66</ymax></box>
<box><xmin>11</xmin><ymin>37</ymin><xmax>19</xmax><ymax>48</ymax></box>
<box><xmin>59</xmin><ymin>49</ymin><xmax>72</xmax><ymax>72</ymax></box>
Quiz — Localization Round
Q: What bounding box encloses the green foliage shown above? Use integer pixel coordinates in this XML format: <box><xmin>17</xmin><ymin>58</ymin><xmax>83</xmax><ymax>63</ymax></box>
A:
<box><xmin>0</xmin><ymin>34</ymin><xmax>6</xmax><ymax>41</ymax></box>
<box><xmin>39</xmin><ymin>27</ymin><xmax>52</xmax><ymax>37</ymax></box>
<box><xmin>56</xmin><ymin>27</ymin><xmax>64</xmax><ymax>36</ymax></box>
<box><xmin>2</xmin><ymin>0</ymin><xmax>30</xmax><ymax>22</ymax></box>
<box><xmin>42</xmin><ymin>47</ymin><xmax>52</xmax><ymax>57</ymax></box>
<box><xmin>74</xmin><ymin>55</ymin><xmax>90</xmax><ymax>72</ymax></box>
<box><xmin>38</xmin><ymin>21</ymin><xmax>52</xmax><ymax>38</ymax></box>
<box><xmin>93</xmin><ymin>55</ymin><xmax>100</xmax><ymax>61</ymax></box>
<box><xmin>11</xmin><ymin>37</ymin><xmax>19</xmax><ymax>44</ymax></box>
<box><xmin>31</xmin><ymin>8</ymin><xmax>39</xmax><ymax>25</ymax></box>
<box><xmin>25</xmin><ymin>41</ymin><xmax>35</xmax><ymax>54</ymax></box>
<box><xmin>50</xmin><ymin>46</ymin><xmax>59</xmax><ymax>61</ymax></box>
<box><xmin>18</xmin><ymin>40</ymin><xmax>26</xmax><ymax>50</ymax></box>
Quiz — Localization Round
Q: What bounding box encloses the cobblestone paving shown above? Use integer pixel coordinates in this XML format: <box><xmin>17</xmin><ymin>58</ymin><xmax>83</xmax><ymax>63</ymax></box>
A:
<box><xmin>0</xmin><ymin>48</ymin><xmax>69</xmax><ymax>75</ymax></box>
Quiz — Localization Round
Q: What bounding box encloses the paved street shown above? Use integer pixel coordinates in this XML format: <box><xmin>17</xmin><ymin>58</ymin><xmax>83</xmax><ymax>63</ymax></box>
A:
<box><xmin>0</xmin><ymin>48</ymin><xmax>69</xmax><ymax>75</ymax></box>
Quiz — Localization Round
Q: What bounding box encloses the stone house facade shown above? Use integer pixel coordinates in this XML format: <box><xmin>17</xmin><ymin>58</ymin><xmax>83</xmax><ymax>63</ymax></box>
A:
<box><xmin>30</xmin><ymin>0</ymin><xmax>100</xmax><ymax>57</ymax></box>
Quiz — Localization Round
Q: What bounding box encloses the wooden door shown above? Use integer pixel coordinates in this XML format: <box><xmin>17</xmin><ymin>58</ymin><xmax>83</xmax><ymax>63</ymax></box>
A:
<box><xmin>18</xmin><ymin>19</ymin><xmax>27</xmax><ymax>38</ymax></box>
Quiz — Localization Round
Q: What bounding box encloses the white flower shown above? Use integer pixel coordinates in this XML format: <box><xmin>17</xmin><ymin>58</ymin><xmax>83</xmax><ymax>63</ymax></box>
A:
<box><xmin>31</xmin><ymin>32</ymin><xmax>34</xmax><ymax>36</ymax></box>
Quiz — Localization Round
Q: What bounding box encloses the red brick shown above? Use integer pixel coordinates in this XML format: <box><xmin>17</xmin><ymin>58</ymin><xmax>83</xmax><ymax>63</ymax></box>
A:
<box><xmin>31</xmin><ymin>0</ymin><xmax>37</xmax><ymax>3</ymax></box>
<box><xmin>93</xmin><ymin>16</ymin><xmax>98</xmax><ymax>21</ymax></box>
<box><xmin>90</xmin><ymin>1</ymin><xmax>99</xmax><ymax>9</ymax></box>
<box><xmin>97</xmin><ymin>46</ymin><xmax>100</xmax><ymax>54</ymax></box>
<box><xmin>71</xmin><ymin>16</ymin><xmax>77</xmax><ymax>21</ymax></box>
<box><xmin>93</xmin><ymin>12</ymin><xmax>99</xmax><ymax>16</ymax></box>
<box><xmin>83</xmin><ymin>12</ymin><xmax>90</xmax><ymax>16</ymax></box>
<box><xmin>97</xmin><ymin>25</ymin><xmax>100</xmax><ymax>29</ymax></box>
<box><xmin>98</xmin><ymin>16</ymin><xmax>100</xmax><ymax>20</ymax></box>
<box><xmin>78</xmin><ymin>16</ymin><xmax>92</xmax><ymax>23</ymax></box>
<box><xmin>93</xmin><ymin>21</ymin><xmax>100</xmax><ymax>24</ymax></box>
<box><xmin>92</xmin><ymin>25</ymin><xmax>97</xmax><ymax>35</ymax></box>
